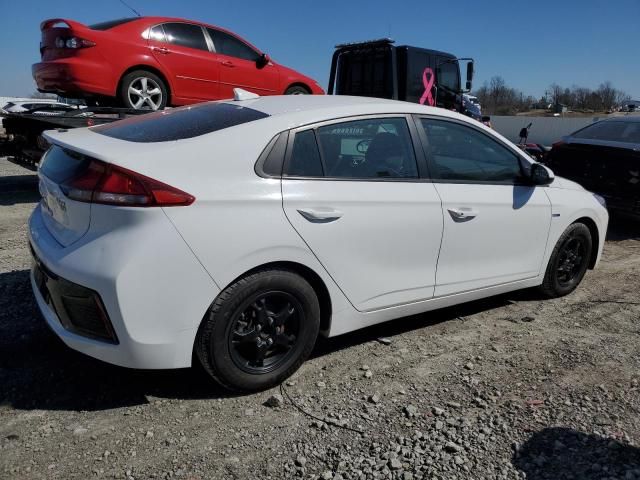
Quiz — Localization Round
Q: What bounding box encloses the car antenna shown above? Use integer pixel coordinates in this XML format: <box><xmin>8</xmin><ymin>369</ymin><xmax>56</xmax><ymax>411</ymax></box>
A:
<box><xmin>118</xmin><ymin>0</ymin><xmax>142</xmax><ymax>17</ymax></box>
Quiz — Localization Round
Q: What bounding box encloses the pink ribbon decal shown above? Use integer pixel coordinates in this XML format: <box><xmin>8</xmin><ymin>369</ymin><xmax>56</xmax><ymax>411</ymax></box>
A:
<box><xmin>419</xmin><ymin>67</ymin><xmax>435</xmax><ymax>106</ymax></box>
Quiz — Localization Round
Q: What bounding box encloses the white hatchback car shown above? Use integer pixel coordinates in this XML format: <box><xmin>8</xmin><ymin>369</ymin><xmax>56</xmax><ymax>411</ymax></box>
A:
<box><xmin>29</xmin><ymin>93</ymin><xmax>608</xmax><ymax>392</ymax></box>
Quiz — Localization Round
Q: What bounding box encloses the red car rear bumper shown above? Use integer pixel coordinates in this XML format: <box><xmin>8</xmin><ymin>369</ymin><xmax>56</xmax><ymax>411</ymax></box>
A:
<box><xmin>33</xmin><ymin>59</ymin><xmax>116</xmax><ymax>97</ymax></box>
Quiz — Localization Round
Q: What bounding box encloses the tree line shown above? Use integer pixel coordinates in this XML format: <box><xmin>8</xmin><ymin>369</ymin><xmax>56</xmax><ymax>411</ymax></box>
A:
<box><xmin>474</xmin><ymin>76</ymin><xmax>632</xmax><ymax>115</ymax></box>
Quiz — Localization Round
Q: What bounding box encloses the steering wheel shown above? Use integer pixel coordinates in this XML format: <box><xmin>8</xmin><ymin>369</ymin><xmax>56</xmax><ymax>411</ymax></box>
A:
<box><xmin>356</xmin><ymin>139</ymin><xmax>370</xmax><ymax>154</ymax></box>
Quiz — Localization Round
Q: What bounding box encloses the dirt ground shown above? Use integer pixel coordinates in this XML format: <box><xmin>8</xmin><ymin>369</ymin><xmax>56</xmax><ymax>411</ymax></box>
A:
<box><xmin>1</xmin><ymin>156</ymin><xmax>639</xmax><ymax>480</ymax></box>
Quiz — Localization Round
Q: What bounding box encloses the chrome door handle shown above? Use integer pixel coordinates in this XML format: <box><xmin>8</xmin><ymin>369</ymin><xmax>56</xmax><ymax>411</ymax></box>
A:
<box><xmin>448</xmin><ymin>208</ymin><xmax>478</xmax><ymax>220</ymax></box>
<box><xmin>221</xmin><ymin>60</ymin><xmax>235</xmax><ymax>67</ymax></box>
<box><xmin>297</xmin><ymin>208</ymin><xmax>343</xmax><ymax>223</ymax></box>
<box><xmin>152</xmin><ymin>46</ymin><xmax>170</xmax><ymax>54</ymax></box>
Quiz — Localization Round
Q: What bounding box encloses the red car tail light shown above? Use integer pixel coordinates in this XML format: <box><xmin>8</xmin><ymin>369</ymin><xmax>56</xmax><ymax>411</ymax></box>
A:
<box><xmin>55</xmin><ymin>36</ymin><xmax>96</xmax><ymax>49</ymax></box>
<box><xmin>60</xmin><ymin>160</ymin><xmax>195</xmax><ymax>207</ymax></box>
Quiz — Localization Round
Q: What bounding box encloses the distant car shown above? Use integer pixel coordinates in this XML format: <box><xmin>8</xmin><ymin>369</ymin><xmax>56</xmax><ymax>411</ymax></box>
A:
<box><xmin>0</xmin><ymin>99</ymin><xmax>78</xmax><ymax>129</ymax></box>
<box><xmin>33</xmin><ymin>17</ymin><xmax>324</xmax><ymax>110</ymax></box>
<box><xmin>29</xmin><ymin>93</ymin><xmax>607</xmax><ymax>392</ymax></box>
<box><xmin>546</xmin><ymin>117</ymin><xmax>640</xmax><ymax>217</ymax></box>
<box><xmin>2</xmin><ymin>99</ymin><xmax>76</xmax><ymax>114</ymax></box>
<box><xmin>463</xmin><ymin>94</ymin><xmax>482</xmax><ymax>120</ymax></box>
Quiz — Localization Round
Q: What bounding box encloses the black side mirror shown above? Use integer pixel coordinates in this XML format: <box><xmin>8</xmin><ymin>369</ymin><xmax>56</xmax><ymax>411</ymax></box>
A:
<box><xmin>529</xmin><ymin>162</ymin><xmax>554</xmax><ymax>185</ymax></box>
<box><xmin>465</xmin><ymin>62</ymin><xmax>474</xmax><ymax>91</ymax></box>
<box><xmin>257</xmin><ymin>53</ymin><xmax>270</xmax><ymax>68</ymax></box>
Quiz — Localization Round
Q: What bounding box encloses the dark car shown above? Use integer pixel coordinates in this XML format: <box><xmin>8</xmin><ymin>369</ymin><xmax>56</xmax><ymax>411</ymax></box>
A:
<box><xmin>546</xmin><ymin>117</ymin><xmax>640</xmax><ymax>216</ymax></box>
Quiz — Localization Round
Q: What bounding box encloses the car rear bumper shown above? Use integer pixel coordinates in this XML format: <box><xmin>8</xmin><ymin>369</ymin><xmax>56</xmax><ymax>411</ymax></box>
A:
<box><xmin>28</xmin><ymin>204</ymin><xmax>219</xmax><ymax>369</ymax></box>
<box><xmin>32</xmin><ymin>59</ymin><xmax>116</xmax><ymax>97</ymax></box>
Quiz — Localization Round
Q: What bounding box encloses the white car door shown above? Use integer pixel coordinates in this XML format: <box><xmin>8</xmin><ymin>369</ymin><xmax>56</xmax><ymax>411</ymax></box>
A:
<box><xmin>416</xmin><ymin>117</ymin><xmax>552</xmax><ymax>297</ymax></box>
<box><xmin>281</xmin><ymin>116</ymin><xmax>444</xmax><ymax>312</ymax></box>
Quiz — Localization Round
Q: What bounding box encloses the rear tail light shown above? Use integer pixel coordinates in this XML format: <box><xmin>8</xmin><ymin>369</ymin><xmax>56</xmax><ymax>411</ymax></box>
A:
<box><xmin>60</xmin><ymin>159</ymin><xmax>194</xmax><ymax>207</ymax></box>
<box><xmin>55</xmin><ymin>36</ymin><xmax>96</xmax><ymax>49</ymax></box>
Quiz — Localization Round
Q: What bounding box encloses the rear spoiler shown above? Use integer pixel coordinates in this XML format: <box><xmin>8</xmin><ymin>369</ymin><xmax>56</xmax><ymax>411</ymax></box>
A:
<box><xmin>40</xmin><ymin>18</ymin><xmax>88</xmax><ymax>31</ymax></box>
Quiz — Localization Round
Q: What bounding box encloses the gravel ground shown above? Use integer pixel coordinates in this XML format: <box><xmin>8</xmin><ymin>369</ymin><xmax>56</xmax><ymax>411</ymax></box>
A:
<box><xmin>1</xmin><ymin>156</ymin><xmax>639</xmax><ymax>480</ymax></box>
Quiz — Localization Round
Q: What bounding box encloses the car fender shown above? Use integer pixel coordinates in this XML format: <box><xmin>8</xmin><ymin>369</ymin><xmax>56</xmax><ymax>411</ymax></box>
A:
<box><xmin>276</xmin><ymin>64</ymin><xmax>324</xmax><ymax>94</ymax></box>
<box><xmin>543</xmin><ymin>187</ymin><xmax>609</xmax><ymax>270</ymax></box>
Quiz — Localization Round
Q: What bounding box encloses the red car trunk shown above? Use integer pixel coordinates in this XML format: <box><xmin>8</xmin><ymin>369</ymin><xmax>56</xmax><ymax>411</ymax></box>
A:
<box><xmin>39</xmin><ymin>19</ymin><xmax>97</xmax><ymax>61</ymax></box>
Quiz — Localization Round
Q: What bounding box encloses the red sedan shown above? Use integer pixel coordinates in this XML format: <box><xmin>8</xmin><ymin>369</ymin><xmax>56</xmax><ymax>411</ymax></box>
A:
<box><xmin>33</xmin><ymin>17</ymin><xmax>324</xmax><ymax>110</ymax></box>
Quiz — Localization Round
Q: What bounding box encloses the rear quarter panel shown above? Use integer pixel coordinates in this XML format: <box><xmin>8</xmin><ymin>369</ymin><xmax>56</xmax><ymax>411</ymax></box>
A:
<box><xmin>158</xmin><ymin>122</ymin><xmax>352</xmax><ymax>324</ymax></box>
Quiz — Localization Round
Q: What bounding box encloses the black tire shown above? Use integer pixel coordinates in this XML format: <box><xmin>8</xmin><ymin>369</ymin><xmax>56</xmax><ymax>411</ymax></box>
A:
<box><xmin>284</xmin><ymin>85</ymin><xmax>310</xmax><ymax>95</ymax></box>
<box><xmin>195</xmin><ymin>269</ymin><xmax>320</xmax><ymax>392</ymax></box>
<box><xmin>539</xmin><ymin>222</ymin><xmax>592</xmax><ymax>298</ymax></box>
<box><xmin>118</xmin><ymin>70</ymin><xmax>168</xmax><ymax>110</ymax></box>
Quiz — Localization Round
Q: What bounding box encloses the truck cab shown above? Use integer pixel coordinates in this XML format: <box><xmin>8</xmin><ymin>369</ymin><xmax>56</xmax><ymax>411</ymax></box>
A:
<box><xmin>328</xmin><ymin>39</ymin><xmax>474</xmax><ymax>114</ymax></box>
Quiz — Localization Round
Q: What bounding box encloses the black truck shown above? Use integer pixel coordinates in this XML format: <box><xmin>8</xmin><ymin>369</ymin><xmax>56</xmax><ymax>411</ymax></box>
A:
<box><xmin>328</xmin><ymin>38</ymin><xmax>474</xmax><ymax>115</ymax></box>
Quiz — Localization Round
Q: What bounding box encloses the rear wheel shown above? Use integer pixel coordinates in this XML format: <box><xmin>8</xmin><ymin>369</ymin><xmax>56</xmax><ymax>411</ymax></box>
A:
<box><xmin>539</xmin><ymin>223</ymin><xmax>592</xmax><ymax>298</ymax></box>
<box><xmin>195</xmin><ymin>269</ymin><xmax>320</xmax><ymax>392</ymax></box>
<box><xmin>284</xmin><ymin>85</ymin><xmax>310</xmax><ymax>95</ymax></box>
<box><xmin>118</xmin><ymin>70</ymin><xmax>167</xmax><ymax>110</ymax></box>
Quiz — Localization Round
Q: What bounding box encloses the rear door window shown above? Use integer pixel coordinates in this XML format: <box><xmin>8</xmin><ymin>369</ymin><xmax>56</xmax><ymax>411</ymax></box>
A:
<box><xmin>93</xmin><ymin>102</ymin><xmax>268</xmax><ymax>142</ymax></box>
<box><xmin>161</xmin><ymin>23</ymin><xmax>209</xmax><ymax>51</ymax></box>
<box><xmin>149</xmin><ymin>25</ymin><xmax>166</xmax><ymax>42</ymax></box>
<box><xmin>316</xmin><ymin>118</ymin><xmax>418</xmax><ymax>179</ymax></box>
<box><xmin>285</xmin><ymin>130</ymin><xmax>324</xmax><ymax>177</ymax></box>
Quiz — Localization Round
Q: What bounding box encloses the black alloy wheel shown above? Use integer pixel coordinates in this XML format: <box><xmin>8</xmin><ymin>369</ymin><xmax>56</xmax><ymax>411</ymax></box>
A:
<box><xmin>555</xmin><ymin>236</ymin><xmax>587</xmax><ymax>287</ymax></box>
<box><xmin>228</xmin><ymin>291</ymin><xmax>302</xmax><ymax>374</ymax></box>
<box><xmin>539</xmin><ymin>222</ymin><xmax>593</xmax><ymax>298</ymax></box>
<box><xmin>195</xmin><ymin>269</ymin><xmax>320</xmax><ymax>392</ymax></box>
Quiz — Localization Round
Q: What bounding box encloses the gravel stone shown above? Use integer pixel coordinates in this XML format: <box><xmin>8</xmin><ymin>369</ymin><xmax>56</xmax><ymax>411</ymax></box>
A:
<box><xmin>264</xmin><ymin>394</ymin><xmax>284</xmax><ymax>408</ymax></box>
<box><xmin>0</xmin><ymin>165</ymin><xmax>638</xmax><ymax>480</ymax></box>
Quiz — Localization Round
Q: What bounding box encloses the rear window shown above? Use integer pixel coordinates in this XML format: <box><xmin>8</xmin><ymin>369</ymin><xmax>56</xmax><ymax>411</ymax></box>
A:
<box><xmin>93</xmin><ymin>102</ymin><xmax>269</xmax><ymax>142</ymax></box>
<box><xmin>40</xmin><ymin>146</ymin><xmax>92</xmax><ymax>184</ymax></box>
<box><xmin>336</xmin><ymin>47</ymin><xmax>394</xmax><ymax>99</ymax></box>
<box><xmin>89</xmin><ymin>18</ymin><xmax>139</xmax><ymax>30</ymax></box>
<box><xmin>573</xmin><ymin>121</ymin><xmax>640</xmax><ymax>144</ymax></box>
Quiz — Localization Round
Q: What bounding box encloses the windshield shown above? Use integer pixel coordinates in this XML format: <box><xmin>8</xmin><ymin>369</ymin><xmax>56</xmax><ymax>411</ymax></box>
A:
<box><xmin>437</xmin><ymin>59</ymin><xmax>460</xmax><ymax>92</ymax></box>
<box><xmin>573</xmin><ymin>121</ymin><xmax>640</xmax><ymax>144</ymax></box>
<box><xmin>93</xmin><ymin>102</ymin><xmax>269</xmax><ymax>142</ymax></box>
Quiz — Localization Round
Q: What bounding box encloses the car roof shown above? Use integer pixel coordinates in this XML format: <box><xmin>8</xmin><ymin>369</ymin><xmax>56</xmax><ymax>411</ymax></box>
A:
<box><xmin>596</xmin><ymin>115</ymin><xmax>640</xmax><ymax>123</ymax></box>
<box><xmin>220</xmin><ymin>94</ymin><xmax>457</xmax><ymax>122</ymax></box>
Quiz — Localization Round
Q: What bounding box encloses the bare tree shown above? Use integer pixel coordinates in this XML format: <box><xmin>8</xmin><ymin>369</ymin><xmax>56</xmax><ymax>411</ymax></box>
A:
<box><xmin>597</xmin><ymin>81</ymin><xmax>617</xmax><ymax>111</ymax></box>
<box><xmin>573</xmin><ymin>86</ymin><xmax>592</xmax><ymax>110</ymax></box>
<box><xmin>546</xmin><ymin>83</ymin><xmax>563</xmax><ymax>105</ymax></box>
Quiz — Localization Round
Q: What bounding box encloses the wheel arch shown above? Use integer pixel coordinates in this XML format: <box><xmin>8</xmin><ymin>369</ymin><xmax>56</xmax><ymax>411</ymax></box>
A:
<box><xmin>283</xmin><ymin>82</ymin><xmax>311</xmax><ymax>94</ymax></box>
<box><xmin>229</xmin><ymin>261</ymin><xmax>332</xmax><ymax>336</ymax></box>
<box><xmin>117</xmin><ymin>65</ymin><xmax>173</xmax><ymax>105</ymax></box>
<box><xmin>573</xmin><ymin>216</ymin><xmax>600</xmax><ymax>269</ymax></box>
<box><xmin>233</xmin><ymin>262</ymin><xmax>332</xmax><ymax>335</ymax></box>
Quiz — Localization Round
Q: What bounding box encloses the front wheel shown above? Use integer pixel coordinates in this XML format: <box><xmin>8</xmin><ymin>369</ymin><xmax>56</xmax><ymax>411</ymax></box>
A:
<box><xmin>195</xmin><ymin>269</ymin><xmax>320</xmax><ymax>392</ymax></box>
<box><xmin>539</xmin><ymin>223</ymin><xmax>593</xmax><ymax>298</ymax></box>
<box><xmin>284</xmin><ymin>85</ymin><xmax>310</xmax><ymax>95</ymax></box>
<box><xmin>118</xmin><ymin>70</ymin><xmax>167</xmax><ymax>110</ymax></box>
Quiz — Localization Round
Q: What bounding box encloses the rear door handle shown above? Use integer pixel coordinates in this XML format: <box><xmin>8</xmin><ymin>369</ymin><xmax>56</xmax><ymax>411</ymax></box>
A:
<box><xmin>297</xmin><ymin>208</ymin><xmax>343</xmax><ymax>223</ymax></box>
<box><xmin>448</xmin><ymin>208</ymin><xmax>479</xmax><ymax>221</ymax></box>
<box><xmin>221</xmin><ymin>60</ymin><xmax>235</xmax><ymax>67</ymax></box>
<box><xmin>152</xmin><ymin>46</ymin><xmax>170</xmax><ymax>54</ymax></box>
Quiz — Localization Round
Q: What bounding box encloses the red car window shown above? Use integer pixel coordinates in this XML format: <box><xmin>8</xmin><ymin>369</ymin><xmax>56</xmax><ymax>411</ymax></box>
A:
<box><xmin>207</xmin><ymin>28</ymin><xmax>258</xmax><ymax>61</ymax></box>
<box><xmin>161</xmin><ymin>23</ymin><xmax>209</xmax><ymax>52</ymax></box>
